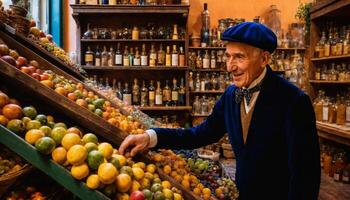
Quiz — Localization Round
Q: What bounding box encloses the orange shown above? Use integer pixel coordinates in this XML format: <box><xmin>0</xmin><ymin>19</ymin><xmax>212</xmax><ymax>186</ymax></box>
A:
<box><xmin>67</xmin><ymin>127</ymin><xmax>82</xmax><ymax>136</ymax></box>
<box><xmin>76</xmin><ymin>99</ymin><xmax>87</xmax><ymax>108</ymax></box>
<box><xmin>54</xmin><ymin>87</ymin><xmax>67</xmax><ymax>96</ymax></box>
<box><xmin>25</xmin><ymin>129</ymin><xmax>45</xmax><ymax>144</ymax></box>
<box><xmin>0</xmin><ymin>115</ymin><xmax>8</xmax><ymax>126</ymax></box>
<box><xmin>163</xmin><ymin>165</ymin><xmax>171</xmax><ymax>175</ymax></box>
<box><xmin>67</xmin><ymin>145</ymin><xmax>87</xmax><ymax>165</ymax></box>
<box><xmin>0</xmin><ymin>92</ymin><xmax>9</xmax><ymax>108</ymax></box>
<box><xmin>115</xmin><ymin>173</ymin><xmax>132</xmax><ymax>193</ymax></box>
<box><xmin>98</xmin><ymin>163</ymin><xmax>118</xmax><ymax>184</ymax></box>
<box><xmin>181</xmin><ymin>179</ymin><xmax>190</xmax><ymax>190</ymax></box>
<box><xmin>86</xmin><ymin>174</ymin><xmax>100</xmax><ymax>189</ymax></box>
<box><xmin>98</xmin><ymin>143</ymin><xmax>113</xmax><ymax>159</ymax></box>
<box><xmin>71</xmin><ymin>163</ymin><xmax>89</xmax><ymax>180</ymax></box>
<box><xmin>2</xmin><ymin>104</ymin><xmax>22</xmax><ymax>120</ymax></box>
<box><xmin>61</xmin><ymin>133</ymin><xmax>81</xmax><ymax>150</ymax></box>
<box><xmin>202</xmin><ymin>188</ymin><xmax>212</xmax><ymax>196</ymax></box>
<box><xmin>146</xmin><ymin>164</ymin><xmax>156</xmax><ymax>174</ymax></box>
<box><xmin>51</xmin><ymin>147</ymin><xmax>67</xmax><ymax>164</ymax></box>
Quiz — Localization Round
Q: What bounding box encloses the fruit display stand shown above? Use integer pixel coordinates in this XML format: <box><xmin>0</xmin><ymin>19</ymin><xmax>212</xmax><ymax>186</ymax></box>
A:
<box><xmin>0</xmin><ymin>125</ymin><xmax>110</xmax><ymax>200</ymax></box>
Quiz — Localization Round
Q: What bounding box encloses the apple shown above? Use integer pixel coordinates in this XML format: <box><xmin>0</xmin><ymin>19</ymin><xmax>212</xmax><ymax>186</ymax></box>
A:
<box><xmin>40</xmin><ymin>74</ymin><xmax>49</xmax><ymax>81</ymax></box>
<box><xmin>20</xmin><ymin>66</ymin><xmax>31</xmax><ymax>74</ymax></box>
<box><xmin>1</xmin><ymin>55</ymin><xmax>16</xmax><ymax>66</ymax></box>
<box><xmin>29</xmin><ymin>60</ymin><xmax>39</xmax><ymax>68</ymax></box>
<box><xmin>29</xmin><ymin>19</ymin><xmax>36</xmax><ymax>28</ymax></box>
<box><xmin>31</xmin><ymin>73</ymin><xmax>41</xmax><ymax>81</ymax></box>
<box><xmin>46</xmin><ymin>34</ymin><xmax>53</xmax><ymax>42</ymax></box>
<box><xmin>29</xmin><ymin>27</ymin><xmax>40</xmax><ymax>37</ymax></box>
<box><xmin>35</xmin><ymin>69</ymin><xmax>43</xmax><ymax>74</ymax></box>
<box><xmin>16</xmin><ymin>56</ymin><xmax>28</xmax><ymax>67</ymax></box>
<box><xmin>130</xmin><ymin>191</ymin><xmax>145</xmax><ymax>200</ymax></box>
<box><xmin>39</xmin><ymin>31</ymin><xmax>46</xmax><ymax>38</ymax></box>
<box><xmin>27</xmin><ymin>66</ymin><xmax>36</xmax><ymax>74</ymax></box>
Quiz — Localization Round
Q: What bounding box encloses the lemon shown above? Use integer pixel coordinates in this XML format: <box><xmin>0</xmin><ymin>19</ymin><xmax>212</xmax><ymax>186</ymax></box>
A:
<box><xmin>25</xmin><ymin>129</ymin><xmax>45</xmax><ymax>145</ymax></box>
<box><xmin>161</xmin><ymin>181</ymin><xmax>171</xmax><ymax>189</ymax></box>
<box><xmin>61</xmin><ymin>133</ymin><xmax>81</xmax><ymax>150</ymax></box>
<box><xmin>85</xmin><ymin>142</ymin><xmax>98</xmax><ymax>153</ymax></box>
<box><xmin>98</xmin><ymin>163</ymin><xmax>118</xmax><ymax>184</ymax></box>
<box><xmin>71</xmin><ymin>163</ymin><xmax>89</xmax><ymax>180</ymax></box>
<box><xmin>86</xmin><ymin>174</ymin><xmax>100</xmax><ymax>189</ymax></box>
<box><xmin>67</xmin><ymin>145</ymin><xmax>87</xmax><ymax>165</ymax></box>
<box><xmin>51</xmin><ymin>147</ymin><xmax>67</xmax><ymax>165</ymax></box>
<box><xmin>112</xmin><ymin>154</ymin><xmax>126</xmax><ymax>166</ymax></box>
<box><xmin>132</xmin><ymin>167</ymin><xmax>144</xmax><ymax>180</ymax></box>
<box><xmin>98</xmin><ymin>143</ymin><xmax>113</xmax><ymax>159</ymax></box>
<box><xmin>146</xmin><ymin>164</ymin><xmax>156</xmax><ymax>174</ymax></box>
<box><xmin>131</xmin><ymin>180</ymin><xmax>141</xmax><ymax>192</ymax></box>
<box><xmin>82</xmin><ymin>133</ymin><xmax>98</xmax><ymax>144</ymax></box>
<box><xmin>173</xmin><ymin>193</ymin><xmax>183</xmax><ymax>200</ymax></box>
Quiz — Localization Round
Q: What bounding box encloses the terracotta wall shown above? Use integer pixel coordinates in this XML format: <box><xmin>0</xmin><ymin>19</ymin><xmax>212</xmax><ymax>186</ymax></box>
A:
<box><xmin>63</xmin><ymin>0</ymin><xmax>311</xmax><ymax>52</ymax></box>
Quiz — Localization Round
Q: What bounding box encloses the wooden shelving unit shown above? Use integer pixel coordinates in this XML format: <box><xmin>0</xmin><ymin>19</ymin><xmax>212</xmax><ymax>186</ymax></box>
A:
<box><xmin>191</xmin><ymin>68</ymin><xmax>226</xmax><ymax>72</ymax></box>
<box><xmin>310</xmin><ymin>55</ymin><xmax>350</xmax><ymax>61</ymax></box>
<box><xmin>191</xmin><ymin>113</ymin><xmax>210</xmax><ymax>117</ymax></box>
<box><xmin>309</xmin><ymin>80</ymin><xmax>350</xmax><ymax>84</ymax></box>
<box><xmin>82</xmin><ymin>65</ymin><xmax>189</xmax><ymax>71</ymax></box>
<box><xmin>81</xmin><ymin>39</ymin><xmax>186</xmax><ymax>42</ymax></box>
<box><xmin>316</xmin><ymin>122</ymin><xmax>350</xmax><ymax>146</ymax></box>
<box><xmin>138</xmin><ymin>106</ymin><xmax>192</xmax><ymax>111</ymax></box>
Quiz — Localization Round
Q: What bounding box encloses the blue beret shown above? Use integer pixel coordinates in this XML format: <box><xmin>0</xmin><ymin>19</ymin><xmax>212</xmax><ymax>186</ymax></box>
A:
<box><xmin>222</xmin><ymin>22</ymin><xmax>277</xmax><ymax>53</ymax></box>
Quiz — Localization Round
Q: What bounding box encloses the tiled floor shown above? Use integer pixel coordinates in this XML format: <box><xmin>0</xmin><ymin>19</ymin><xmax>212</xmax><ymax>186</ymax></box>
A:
<box><xmin>219</xmin><ymin>159</ymin><xmax>350</xmax><ymax>200</ymax></box>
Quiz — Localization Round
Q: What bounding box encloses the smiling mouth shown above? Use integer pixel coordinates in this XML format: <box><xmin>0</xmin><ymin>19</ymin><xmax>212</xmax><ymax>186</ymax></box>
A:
<box><xmin>233</xmin><ymin>73</ymin><xmax>244</xmax><ymax>78</ymax></box>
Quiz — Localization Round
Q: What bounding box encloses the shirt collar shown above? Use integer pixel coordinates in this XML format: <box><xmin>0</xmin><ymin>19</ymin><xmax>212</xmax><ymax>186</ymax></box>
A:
<box><xmin>243</xmin><ymin>67</ymin><xmax>267</xmax><ymax>89</ymax></box>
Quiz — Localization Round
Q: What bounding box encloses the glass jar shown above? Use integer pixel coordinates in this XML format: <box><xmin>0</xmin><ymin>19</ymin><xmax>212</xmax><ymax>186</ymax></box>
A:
<box><xmin>336</xmin><ymin>97</ymin><xmax>346</xmax><ymax>125</ymax></box>
<box><xmin>266</xmin><ymin>5</ymin><xmax>282</xmax><ymax>41</ymax></box>
<box><xmin>314</xmin><ymin>90</ymin><xmax>324</xmax><ymax>121</ymax></box>
<box><xmin>140</xmin><ymin>27</ymin><xmax>148</xmax><ymax>39</ymax></box>
<box><xmin>322</xmin><ymin>97</ymin><xmax>330</xmax><ymax>122</ymax></box>
<box><xmin>148</xmin><ymin>24</ymin><xmax>157</xmax><ymax>39</ymax></box>
<box><xmin>328</xmin><ymin>98</ymin><xmax>336</xmax><ymax>124</ymax></box>
<box><xmin>132</xmin><ymin>26</ymin><xmax>140</xmax><ymax>40</ymax></box>
<box><xmin>188</xmin><ymin>51</ymin><xmax>197</xmax><ymax>69</ymax></box>
<box><xmin>157</xmin><ymin>26</ymin><xmax>166</xmax><ymax>39</ymax></box>
<box><xmin>200</xmin><ymin>96</ymin><xmax>209</xmax><ymax>114</ymax></box>
<box><xmin>83</xmin><ymin>23</ymin><xmax>93</xmax><ymax>39</ymax></box>
<box><xmin>193</xmin><ymin>96</ymin><xmax>201</xmax><ymax>114</ymax></box>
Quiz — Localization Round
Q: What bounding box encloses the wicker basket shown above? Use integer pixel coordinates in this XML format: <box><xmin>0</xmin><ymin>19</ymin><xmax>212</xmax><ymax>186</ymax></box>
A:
<box><xmin>0</xmin><ymin>164</ymin><xmax>32</xmax><ymax>198</ymax></box>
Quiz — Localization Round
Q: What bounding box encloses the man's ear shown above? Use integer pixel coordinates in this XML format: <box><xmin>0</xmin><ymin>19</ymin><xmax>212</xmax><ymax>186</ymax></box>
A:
<box><xmin>261</xmin><ymin>51</ymin><xmax>271</xmax><ymax>67</ymax></box>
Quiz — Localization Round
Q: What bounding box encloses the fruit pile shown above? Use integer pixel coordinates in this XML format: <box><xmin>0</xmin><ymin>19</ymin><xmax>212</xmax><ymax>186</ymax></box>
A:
<box><xmin>0</xmin><ymin>146</ymin><xmax>26</xmax><ymax>176</ymax></box>
<box><xmin>0</xmin><ymin>90</ymin><xmax>184</xmax><ymax>200</ymax></box>
<box><xmin>215</xmin><ymin>178</ymin><xmax>239</xmax><ymax>200</ymax></box>
<box><xmin>4</xmin><ymin>186</ymin><xmax>46</xmax><ymax>200</ymax></box>
<box><xmin>0</xmin><ymin>44</ymin><xmax>145</xmax><ymax>135</ymax></box>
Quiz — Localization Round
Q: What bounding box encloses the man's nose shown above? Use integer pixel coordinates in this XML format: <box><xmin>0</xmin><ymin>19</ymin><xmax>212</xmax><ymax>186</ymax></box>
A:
<box><xmin>227</xmin><ymin>61</ymin><xmax>237</xmax><ymax>72</ymax></box>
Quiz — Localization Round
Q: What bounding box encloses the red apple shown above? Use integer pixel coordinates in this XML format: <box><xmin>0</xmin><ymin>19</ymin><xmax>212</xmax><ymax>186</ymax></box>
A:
<box><xmin>29</xmin><ymin>60</ymin><xmax>39</xmax><ymax>68</ymax></box>
<box><xmin>16</xmin><ymin>56</ymin><xmax>28</xmax><ymax>67</ymax></box>
<box><xmin>27</xmin><ymin>65</ymin><xmax>36</xmax><ymax>74</ymax></box>
<box><xmin>40</xmin><ymin>74</ymin><xmax>49</xmax><ymax>81</ymax></box>
<box><xmin>130</xmin><ymin>191</ymin><xmax>145</xmax><ymax>200</ymax></box>
<box><xmin>39</xmin><ymin>31</ymin><xmax>46</xmax><ymax>38</ymax></box>
<box><xmin>46</xmin><ymin>34</ymin><xmax>53</xmax><ymax>42</ymax></box>
<box><xmin>20</xmin><ymin>66</ymin><xmax>31</xmax><ymax>74</ymax></box>
<box><xmin>29</xmin><ymin>19</ymin><xmax>36</xmax><ymax>27</ymax></box>
<box><xmin>1</xmin><ymin>55</ymin><xmax>16</xmax><ymax>66</ymax></box>
<box><xmin>35</xmin><ymin>68</ymin><xmax>43</xmax><ymax>74</ymax></box>
<box><xmin>31</xmin><ymin>73</ymin><xmax>41</xmax><ymax>81</ymax></box>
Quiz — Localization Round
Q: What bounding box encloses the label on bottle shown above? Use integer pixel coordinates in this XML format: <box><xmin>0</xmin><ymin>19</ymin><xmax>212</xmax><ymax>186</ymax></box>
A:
<box><xmin>201</xmin><ymin>43</ymin><xmax>207</xmax><ymax>47</ymax></box>
<box><xmin>171</xmin><ymin>54</ymin><xmax>178</xmax><ymax>66</ymax></box>
<box><xmin>109</xmin><ymin>0</ymin><xmax>116</xmax><ymax>4</ymax></box>
<box><xmin>133</xmin><ymin>93</ymin><xmax>139</xmax><ymax>104</ymax></box>
<box><xmin>123</xmin><ymin>94</ymin><xmax>132</xmax><ymax>105</ymax></box>
<box><xmin>85</xmin><ymin>54</ymin><xmax>93</xmax><ymax>62</ymax></box>
<box><xmin>163</xmin><ymin>90</ymin><xmax>171</xmax><ymax>102</ymax></box>
<box><xmin>334</xmin><ymin>173</ymin><xmax>340</xmax><ymax>181</ymax></box>
<box><xmin>343</xmin><ymin>176</ymin><xmax>349</xmax><ymax>182</ymax></box>
<box><xmin>210</xmin><ymin>59</ymin><xmax>216</xmax><ymax>69</ymax></box>
<box><xmin>123</xmin><ymin>57</ymin><xmax>130</xmax><ymax>66</ymax></box>
<box><xmin>200</xmin><ymin>81</ymin><xmax>206</xmax><ymax>91</ymax></box>
<box><xmin>141</xmin><ymin>56</ymin><xmax>148</xmax><ymax>66</ymax></box>
<box><xmin>323</xmin><ymin>107</ymin><xmax>329</xmax><ymax>121</ymax></box>
<box><xmin>343</xmin><ymin>44</ymin><xmax>350</xmax><ymax>55</ymax></box>
<box><xmin>166</xmin><ymin>55</ymin><xmax>171</xmax><ymax>66</ymax></box>
<box><xmin>132</xmin><ymin>30</ymin><xmax>139</xmax><ymax>40</ymax></box>
<box><xmin>150</xmin><ymin>53</ymin><xmax>157</xmax><ymax>67</ymax></box>
<box><xmin>95</xmin><ymin>58</ymin><xmax>101</xmax><ymax>67</ymax></box>
<box><xmin>115</xmin><ymin>54</ymin><xmax>122</xmax><ymax>65</ymax></box>
<box><xmin>102</xmin><ymin>57</ymin><xmax>108</xmax><ymax>66</ymax></box>
<box><xmin>155</xmin><ymin>94</ymin><xmax>163</xmax><ymax>105</ymax></box>
<box><xmin>171</xmin><ymin>91</ymin><xmax>178</xmax><ymax>101</ymax></box>
<box><xmin>108</xmin><ymin>58</ymin><xmax>114</xmax><ymax>67</ymax></box>
<box><xmin>179</xmin><ymin>55</ymin><xmax>185</xmax><ymax>67</ymax></box>
<box><xmin>158</xmin><ymin>53</ymin><xmax>165</xmax><ymax>65</ymax></box>
<box><xmin>149</xmin><ymin>91</ymin><xmax>155</xmax><ymax>101</ymax></box>
<box><xmin>203</xmin><ymin>58</ymin><xmax>210</xmax><ymax>69</ymax></box>
<box><xmin>331</xmin><ymin>45</ymin><xmax>337</xmax><ymax>56</ymax></box>
<box><xmin>141</xmin><ymin>92</ymin><xmax>147</xmax><ymax>106</ymax></box>
<box><xmin>324</xmin><ymin>44</ymin><xmax>330</xmax><ymax>57</ymax></box>
<box><xmin>134</xmin><ymin>58</ymin><xmax>141</xmax><ymax>66</ymax></box>
<box><xmin>315</xmin><ymin>72</ymin><xmax>321</xmax><ymax>80</ymax></box>
<box><xmin>336</xmin><ymin>43</ymin><xmax>343</xmax><ymax>56</ymax></box>
<box><xmin>346</xmin><ymin>106</ymin><xmax>350</xmax><ymax>122</ymax></box>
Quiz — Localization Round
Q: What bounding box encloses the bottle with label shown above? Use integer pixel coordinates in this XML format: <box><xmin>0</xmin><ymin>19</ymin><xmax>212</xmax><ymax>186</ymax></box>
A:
<box><xmin>178</xmin><ymin>78</ymin><xmax>186</xmax><ymax>106</ymax></box>
<box><xmin>189</xmin><ymin>72</ymin><xmax>194</xmax><ymax>91</ymax></box>
<box><xmin>134</xmin><ymin>47</ymin><xmax>141</xmax><ymax>66</ymax></box>
<box><xmin>324</xmin><ymin>29</ymin><xmax>331</xmax><ymax>57</ymax></box>
<box><xmin>140</xmin><ymin>80</ymin><xmax>148</xmax><ymax>107</ymax></box>
<box><xmin>148</xmin><ymin>80</ymin><xmax>155</xmax><ymax>106</ymax></box>
<box><xmin>132</xmin><ymin>26</ymin><xmax>139</xmax><ymax>40</ymax></box>
<box><xmin>149</xmin><ymin>44</ymin><xmax>157</xmax><ymax>67</ymax></box>
<box><xmin>331</xmin><ymin>29</ymin><xmax>338</xmax><ymax>56</ymax></box>
<box><xmin>163</xmin><ymin>80</ymin><xmax>171</xmax><ymax>106</ymax></box>
<box><xmin>141</xmin><ymin>44</ymin><xmax>148</xmax><ymax>66</ymax></box>
<box><xmin>189</xmin><ymin>51</ymin><xmax>197</xmax><ymax>68</ymax></box>
<box><xmin>123</xmin><ymin>46</ymin><xmax>130</xmax><ymax>66</ymax></box>
<box><xmin>200</xmin><ymin>75</ymin><xmax>206</xmax><ymax>91</ymax></box>
<box><xmin>116</xmin><ymin>81</ymin><xmax>123</xmax><ymax>100</ymax></box>
<box><xmin>85</xmin><ymin>46</ymin><xmax>94</xmax><ymax>66</ymax></box>
<box><xmin>101</xmin><ymin>46</ymin><xmax>108</xmax><ymax>66</ymax></box>
<box><xmin>322</xmin><ymin>97</ymin><xmax>329</xmax><ymax>122</ymax></box>
<box><xmin>328</xmin><ymin>98</ymin><xmax>336</xmax><ymax>123</ymax></box>
<box><xmin>155</xmin><ymin>81</ymin><xmax>163</xmax><ymax>106</ymax></box>
<box><xmin>193</xmin><ymin>96</ymin><xmax>201</xmax><ymax>114</ymax></box>
<box><xmin>171</xmin><ymin>78</ymin><xmax>179</xmax><ymax>106</ymax></box>
<box><xmin>115</xmin><ymin>43</ymin><xmax>123</xmax><ymax>66</ymax></box>
<box><xmin>195</xmin><ymin>73</ymin><xmax>201</xmax><ymax>91</ymax></box>
<box><xmin>179</xmin><ymin>46</ymin><xmax>185</xmax><ymax>67</ymax></box>
<box><xmin>157</xmin><ymin>43</ymin><xmax>165</xmax><ymax>66</ymax></box>
<box><xmin>203</xmin><ymin>50</ymin><xmax>210</xmax><ymax>69</ymax></box>
<box><xmin>95</xmin><ymin>46</ymin><xmax>101</xmax><ymax>67</ymax></box>
<box><xmin>122</xmin><ymin>82</ymin><xmax>132</xmax><ymax>105</ymax></box>
<box><xmin>343</xmin><ymin>164</ymin><xmax>350</xmax><ymax>184</ymax></box>
<box><xmin>318</xmin><ymin>31</ymin><xmax>327</xmax><ymax>58</ymax></box>
<box><xmin>210</xmin><ymin>50</ymin><xmax>216</xmax><ymax>69</ymax></box>
<box><xmin>132</xmin><ymin>78</ymin><xmax>140</xmax><ymax>105</ymax></box>
<box><xmin>172</xmin><ymin>24</ymin><xmax>179</xmax><ymax>40</ymax></box>
<box><xmin>343</xmin><ymin>30</ymin><xmax>350</xmax><ymax>55</ymax></box>
<box><xmin>201</xmin><ymin>96</ymin><xmax>209</xmax><ymax>114</ymax></box>
<box><xmin>165</xmin><ymin>46</ymin><xmax>171</xmax><ymax>67</ymax></box>
<box><xmin>196</xmin><ymin>50</ymin><xmax>203</xmax><ymax>68</ymax></box>
<box><xmin>171</xmin><ymin>45</ymin><xmax>179</xmax><ymax>67</ymax></box>
<box><xmin>336</xmin><ymin>28</ymin><xmax>344</xmax><ymax>56</ymax></box>
<box><xmin>108</xmin><ymin>47</ymin><xmax>115</xmax><ymax>66</ymax></box>
<box><xmin>83</xmin><ymin>23</ymin><xmax>93</xmax><ymax>39</ymax></box>
<box><xmin>129</xmin><ymin>47</ymin><xmax>135</xmax><ymax>66</ymax></box>
<box><xmin>336</xmin><ymin>96</ymin><xmax>346</xmax><ymax>125</ymax></box>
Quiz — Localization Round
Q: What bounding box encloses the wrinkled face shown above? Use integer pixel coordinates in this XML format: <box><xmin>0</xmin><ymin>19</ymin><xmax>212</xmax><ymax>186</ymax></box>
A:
<box><xmin>225</xmin><ymin>42</ymin><xmax>270</xmax><ymax>88</ymax></box>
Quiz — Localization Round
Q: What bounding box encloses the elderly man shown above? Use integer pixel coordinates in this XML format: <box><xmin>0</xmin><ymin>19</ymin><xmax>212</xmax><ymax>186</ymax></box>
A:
<box><xmin>119</xmin><ymin>22</ymin><xmax>320</xmax><ymax>200</ymax></box>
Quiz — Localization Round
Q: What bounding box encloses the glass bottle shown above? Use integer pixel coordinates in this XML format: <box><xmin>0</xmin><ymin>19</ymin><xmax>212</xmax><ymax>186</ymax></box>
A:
<box><xmin>129</xmin><ymin>47</ymin><xmax>135</xmax><ymax>66</ymax></box>
<box><xmin>123</xmin><ymin>46</ymin><xmax>130</xmax><ymax>66</ymax></box>
<box><xmin>122</xmin><ymin>82</ymin><xmax>132</xmax><ymax>105</ymax></box>
<box><xmin>140</xmin><ymin>80</ymin><xmax>148</xmax><ymax>107</ymax></box>
<box><xmin>132</xmin><ymin>78</ymin><xmax>140</xmax><ymax>105</ymax></box>
<box><xmin>141</xmin><ymin>44</ymin><xmax>148</xmax><ymax>66</ymax></box>
<box><xmin>201</xmin><ymin>96</ymin><xmax>209</xmax><ymax>114</ymax></box>
<box><xmin>195</xmin><ymin>73</ymin><xmax>201</xmax><ymax>91</ymax></box>
<box><xmin>157</xmin><ymin>43</ymin><xmax>165</xmax><ymax>66</ymax></box>
<box><xmin>115</xmin><ymin>43</ymin><xmax>123</xmax><ymax>66</ymax></box>
<box><xmin>336</xmin><ymin>96</ymin><xmax>346</xmax><ymax>125</ymax></box>
<box><xmin>201</xmin><ymin>3</ymin><xmax>210</xmax><ymax>47</ymax></box>
<box><xmin>179</xmin><ymin>78</ymin><xmax>185</xmax><ymax>106</ymax></box>
<box><xmin>108</xmin><ymin>47</ymin><xmax>115</xmax><ymax>66</ymax></box>
<box><xmin>134</xmin><ymin>47</ymin><xmax>141</xmax><ymax>66</ymax></box>
<box><xmin>324</xmin><ymin>30</ymin><xmax>331</xmax><ymax>57</ymax></box>
<box><xmin>163</xmin><ymin>80</ymin><xmax>171</xmax><ymax>106</ymax></box>
<box><xmin>200</xmin><ymin>75</ymin><xmax>206</xmax><ymax>91</ymax></box>
<box><xmin>343</xmin><ymin>30</ymin><xmax>350</xmax><ymax>55</ymax></box>
<box><xmin>171</xmin><ymin>45</ymin><xmax>179</xmax><ymax>67</ymax></box>
<box><xmin>211</xmin><ymin>73</ymin><xmax>218</xmax><ymax>90</ymax></box>
<box><xmin>202</xmin><ymin>50</ymin><xmax>210</xmax><ymax>69</ymax></box>
<box><xmin>179</xmin><ymin>46</ymin><xmax>185</xmax><ymax>67</ymax></box>
<box><xmin>196</xmin><ymin>50</ymin><xmax>203</xmax><ymax>68</ymax></box>
<box><xmin>324</xmin><ymin>150</ymin><xmax>333</xmax><ymax>175</ymax></box>
<box><xmin>165</xmin><ymin>46</ymin><xmax>171</xmax><ymax>67</ymax></box>
<box><xmin>321</xmin><ymin>64</ymin><xmax>328</xmax><ymax>80</ymax></box>
<box><xmin>330</xmin><ymin>63</ymin><xmax>338</xmax><ymax>81</ymax></box>
<box><xmin>189</xmin><ymin>51</ymin><xmax>197</xmax><ymax>68</ymax></box>
<box><xmin>328</xmin><ymin>97</ymin><xmax>337</xmax><ymax>124</ymax></box>
<box><xmin>319</xmin><ymin>31</ymin><xmax>327</xmax><ymax>57</ymax></box>
<box><xmin>189</xmin><ymin>72</ymin><xmax>194</xmax><ymax>91</ymax></box>
<box><xmin>193</xmin><ymin>96</ymin><xmax>201</xmax><ymax>114</ymax></box>
<box><xmin>337</xmin><ymin>28</ymin><xmax>344</xmax><ymax>56</ymax></box>
<box><xmin>343</xmin><ymin>164</ymin><xmax>350</xmax><ymax>184</ymax></box>
<box><xmin>83</xmin><ymin>24</ymin><xmax>93</xmax><ymax>39</ymax></box>
<box><xmin>314</xmin><ymin>90</ymin><xmax>324</xmax><ymax>121</ymax></box>
<box><xmin>210</xmin><ymin>50</ymin><xmax>216</xmax><ymax>69</ymax></box>
<box><xmin>155</xmin><ymin>81</ymin><xmax>163</xmax><ymax>106</ymax></box>
<box><xmin>132</xmin><ymin>26</ymin><xmax>139</xmax><ymax>40</ymax></box>
<box><xmin>95</xmin><ymin>46</ymin><xmax>101</xmax><ymax>67</ymax></box>
<box><xmin>171</xmin><ymin>78</ymin><xmax>179</xmax><ymax>106</ymax></box>
<box><xmin>149</xmin><ymin>44</ymin><xmax>157</xmax><ymax>67</ymax></box>
<box><xmin>148</xmin><ymin>80</ymin><xmax>155</xmax><ymax>106</ymax></box>
<box><xmin>322</xmin><ymin>97</ymin><xmax>329</xmax><ymax>122</ymax></box>
<box><xmin>101</xmin><ymin>46</ymin><xmax>108</xmax><ymax>66</ymax></box>
<box><xmin>315</xmin><ymin>68</ymin><xmax>321</xmax><ymax>80</ymax></box>
<box><xmin>85</xmin><ymin>46</ymin><xmax>94</xmax><ymax>66</ymax></box>
<box><xmin>346</xmin><ymin>100</ymin><xmax>350</xmax><ymax>126</ymax></box>
<box><xmin>331</xmin><ymin>29</ymin><xmax>338</xmax><ymax>56</ymax></box>
<box><xmin>172</xmin><ymin>24</ymin><xmax>179</xmax><ymax>40</ymax></box>
<box><xmin>116</xmin><ymin>81</ymin><xmax>123</xmax><ymax>100</ymax></box>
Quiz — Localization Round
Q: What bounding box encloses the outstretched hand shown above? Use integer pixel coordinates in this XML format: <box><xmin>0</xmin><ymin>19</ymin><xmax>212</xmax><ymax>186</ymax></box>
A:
<box><xmin>118</xmin><ymin>133</ymin><xmax>150</xmax><ymax>157</ymax></box>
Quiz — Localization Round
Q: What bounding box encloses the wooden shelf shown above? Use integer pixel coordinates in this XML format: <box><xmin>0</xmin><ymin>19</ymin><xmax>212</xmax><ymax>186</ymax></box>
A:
<box><xmin>317</xmin><ymin>121</ymin><xmax>350</xmax><ymax>146</ymax></box>
<box><xmin>311</xmin><ymin>0</ymin><xmax>350</xmax><ymax>19</ymax></box>
<box><xmin>190</xmin><ymin>90</ymin><xmax>224</xmax><ymax>94</ymax></box>
<box><xmin>138</xmin><ymin>106</ymin><xmax>192</xmax><ymax>111</ymax></box>
<box><xmin>309</xmin><ymin>80</ymin><xmax>350</xmax><ymax>84</ymax></box>
<box><xmin>311</xmin><ymin>55</ymin><xmax>350</xmax><ymax>61</ymax></box>
<box><xmin>191</xmin><ymin>68</ymin><xmax>226</xmax><ymax>72</ymax></box>
<box><xmin>71</xmin><ymin>4</ymin><xmax>190</xmax><ymax>14</ymax></box>
<box><xmin>189</xmin><ymin>47</ymin><xmax>226</xmax><ymax>50</ymax></box>
<box><xmin>81</xmin><ymin>39</ymin><xmax>185</xmax><ymax>42</ymax></box>
<box><xmin>191</xmin><ymin>113</ymin><xmax>210</xmax><ymax>117</ymax></box>
<box><xmin>276</xmin><ymin>47</ymin><xmax>306</xmax><ymax>51</ymax></box>
<box><xmin>0</xmin><ymin>125</ymin><xmax>110</xmax><ymax>200</ymax></box>
<box><xmin>81</xmin><ymin>65</ymin><xmax>189</xmax><ymax>70</ymax></box>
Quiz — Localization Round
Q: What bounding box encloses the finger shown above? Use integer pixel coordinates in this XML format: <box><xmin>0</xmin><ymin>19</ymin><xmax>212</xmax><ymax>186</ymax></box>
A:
<box><xmin>130</xmin><ymin>144</ymin><xmax>143</xmax><ymax>157</ymax></box>
<box><xmin>118</xmin><ymin>136</ymin><xmax>134</xmax><ymax>155</ymax></box>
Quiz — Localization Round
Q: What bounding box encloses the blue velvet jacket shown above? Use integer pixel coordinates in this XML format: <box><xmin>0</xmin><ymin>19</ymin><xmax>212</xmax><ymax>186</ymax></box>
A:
<box><xmin>153</xmin><ymin>66</ymin><xmax>320</xmax><ymax>200</ymax></box>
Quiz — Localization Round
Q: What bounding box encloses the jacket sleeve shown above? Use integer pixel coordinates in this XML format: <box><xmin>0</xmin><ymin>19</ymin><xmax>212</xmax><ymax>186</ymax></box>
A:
<box><xmin>152</xmin><ymin>90</ymin><xmax>228</xmax><ymax>150</ymax></box>
<box><xmin>286</xmin><ymin>93</ymin><xmax>320</xmax><ymax>200</ymax></box>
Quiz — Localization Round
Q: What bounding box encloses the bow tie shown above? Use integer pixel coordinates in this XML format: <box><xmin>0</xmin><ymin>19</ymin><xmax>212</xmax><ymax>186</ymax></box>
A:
<box><xmin>235</xmin><ymin>83</ymin><xmax>262</xmax><ymax>105</ymax></box>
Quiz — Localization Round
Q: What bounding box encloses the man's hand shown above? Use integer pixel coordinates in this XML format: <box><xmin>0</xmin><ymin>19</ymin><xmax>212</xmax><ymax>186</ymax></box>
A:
<box><xmin>118</xmin><ymin>133</ymin><xmax>150</xmax><ymax>157</ymax></box>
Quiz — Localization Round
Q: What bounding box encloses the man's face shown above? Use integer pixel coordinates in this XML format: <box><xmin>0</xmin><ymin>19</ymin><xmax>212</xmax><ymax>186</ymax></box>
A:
<box><xmin>225</xmin><ymin>42</ymin><xmax>269</xmax><ymax>88</ymax></box>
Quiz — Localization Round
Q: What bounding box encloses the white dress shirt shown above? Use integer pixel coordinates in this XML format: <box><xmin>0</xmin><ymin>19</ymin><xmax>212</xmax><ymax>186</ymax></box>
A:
<box><xmin>146</xmin><ymin>67</ymin><xmax>267</xmax><ymax>148</ymax></box>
